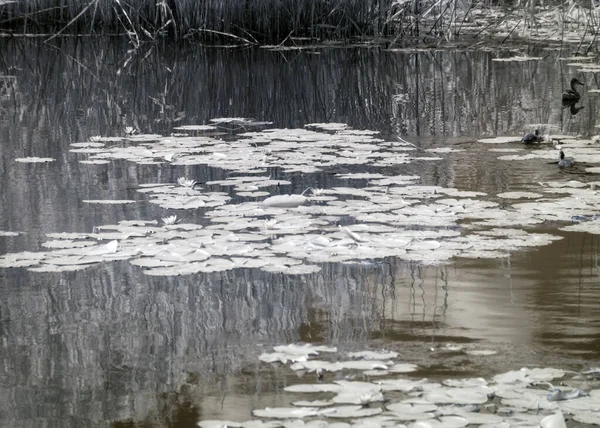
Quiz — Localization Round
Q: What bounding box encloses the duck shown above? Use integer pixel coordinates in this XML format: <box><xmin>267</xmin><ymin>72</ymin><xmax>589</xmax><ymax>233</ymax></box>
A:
<box><xmin>562</xmin><ymin>78</ymin><xmax>584</xmax><ymax>101</ymax></box>
<box><xmin>558</xmin><ymin>150</ymin><xmax>574</xmax><ymax>168</ymax></box>
<box><xmin>521</xmin><ymin>129</ymin><xmax>543</xmax><ymax>144</ymax></box>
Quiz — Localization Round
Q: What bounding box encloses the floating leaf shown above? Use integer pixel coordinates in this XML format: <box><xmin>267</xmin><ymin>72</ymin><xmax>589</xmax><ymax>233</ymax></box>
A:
<box><xmin>477</xmin><ymin>136</ymin><xmax>522</xmax><ymax>144</ymax></box>
<box><xmin>348</xmin><ymin>350</ymin><xmax>399</xmax><ymax>360</ymax></box>
<box><xmin>82</xmin><ymin>199</ymin><xmax>137</xmax><ymax>204</ymax></box>
<box><xmin>540</xmin><ymin>410</ymin><xmax>567</xmax><ymax>428</ymax></box>
<box><xmin>15</xmin><ymin>157</ymin><xmax>55</xmax><ymax>163</ymax></box>
<box><xmin>252</xmin><ymin>407</ymin><xmax>321</xmax><ymax>419</ymax></box>
<box><xmin>263</xmin><ymin>195</ymin><xmax>307</xmax><ymax>208</ymax></box>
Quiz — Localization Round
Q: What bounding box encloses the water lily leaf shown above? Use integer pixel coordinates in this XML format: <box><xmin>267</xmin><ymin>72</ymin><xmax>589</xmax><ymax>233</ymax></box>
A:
<box><xmin>466</xmin><ymin>349</ymin><xmax>497</xmax><ymax>356</ymax></box>
<box><xmin>477</xmin><ymin>137</ymin><xmax>522</xmax><ymax>144</ymax></box>
<box><xmin>338</xmin><ymin>360</ymin><xmax>391</xmax><ymax>371</ymax></box>
<box><xmin>436</xmin><ymin>408</ymin><xmax>503</xmax><ymax>425</ymax></box>
<box><xmin>571</xmin><ymin>410</ymin><xmax>600</xmax><ymax>425</ymax></box>
<box><xmin>443</xmin><ymin>378</ymin><xmax>487</xmax><ymax>388</ymax></box>
<box><xmin>436</xmin><ymin>416</ymin><xmax>469</xmax><ymax>427</ymax></box>
<box><xmin>289</xmin><ymin>360</ymin><xmax>344</xmax><ymax>373</ymax></box>
<box><xmin>347</xmin><ymin>350</ymin><xmax>399</xmax><ymax>360</ymax></box>
<box><xmin>496</xmin><ymin>192</ymin><xmax>542</xmax><ymax>199</ymax></box>
<box><xmin>173</xmin><ymin>124</ymin><xmax>218</xmax><ymax>131</ymax></box>
<box><xmin>263</xmin><ymin>195</ymin><xmax>307</xmax><ymax>208</ymax></box>
<box><xmin>41</xmin><ymin>240</ymin><xmax>96</xmax><ymax>249</ymax></box>
<box><xmin>376</xmin><ymin>379</ymin><xmax>440</xmax><ymax>393</ymax></box>
<box><xmin>540</xmin><ymin>410</ymin><xmax>567</xmax><ymax>428</ymax></box>
<box><xmin>386</xmin><ymin>402</ymin><xmax>437</xmax><ymax>416</ymax></box>
<box><xmin>493</xmin><ymin>368</ymin><xmax>565</xmax><ymax>385</ymax></box>
<box><xmin>325</xmin><ymin>405</ymin><xmax>382</xmax><ymax>418</ymax></box>
<box><xmin>425</xmin><ymin>147</ymin><xmax>465</xmax><ymax>153</ymax></box>
<box><xmin>332</xmin><ymin>390</ymin><xmax>384</xmax><ymax>405</ymax></box>
<box><xmin>556</xmin><ymin>395</ymin><xmax>600</xmax><ymax>413</ymax></box>
<box><xmin>305</xmin><ymin>122</ymin><xmax>349</xmax><ymax>131</ymax></box>
<box><xmin>197</xmin><ymin>421</ymin><xmax>242</xmax><ymax>428</ymax></box>
<box><xmin>252</xmin><ymin>407</ymin><xmax>321</xmax><ymax>419</ymax></box>
<box><xmin>28</xmin><ymin>264</ymin><xmax>88</xmax><ymax>272</ymax></box>
<box><xmin>423</xmin><ymin>386</ymin><xmax>492</xmax><ymax>404</ymax></box>
<box><xmin>492</xmin><ymin>56</ymin><xmax>542</xmax><ymax>62</ymax></box>
<box><xmin>70</xmin><ymin>142</ymin><xmax>106</xmax><ymax>148</ymax></box>
<box><xmin>388</xmin><ymin>363</ymin><xmax>419</xmax><ymax>373</ymax></box>
<box><xmin>15</xmin><ymin>157</ymin><xmax>55</xmax><ymax>163</ymax></box>
<box><xmin>82</xmin><ymin>199</ymin><xmax>137</xmax><ymax>204</ymax></box>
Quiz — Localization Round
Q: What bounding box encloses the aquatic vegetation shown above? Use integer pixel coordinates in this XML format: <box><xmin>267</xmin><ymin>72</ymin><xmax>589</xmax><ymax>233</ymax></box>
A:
<box><xmin>172</xmin><ymin>124</ymin><xmax>218</xmax><ymax>132</ymax></box>
<box><xmin>478</xmin><ymin>136</ymin><xmax>523</xmax><ymax>144</ymax></box>
<box><xmin>82</xmin><ymin>199</ymin><xmax>137</xmax><ymax>204</ymax></box>
<box><xmin>492</xmin><ymin>56</ymin><xmax>543</xmax><ymax>62</ymax></box>
<box><xmin>263</xmin><ymin>195</ymin><xmax>307</xmax><ymax>208</ymax></box>
<box><xmin>14</xmin><ymin>157</ymin><xmax>55</xmax><ymax>163</ymax></box>
<box><xmin>6</xmin><ymin>122</ymin><xmax>600</xmax><ymax>276</ymax></box>
<box><xmin>217</xmin><ymin>343</ymin><xmax>600</xmax><ymax>427</ymax></box>
<box><xmin>177</xmin><ymin>177</ymin><xmax>198</xmax><ymax>188</ymax></box>
<box><xmin>161</xmin><ymin>215</ymin><xmax>179</xmax><ymax>225</ymax></box>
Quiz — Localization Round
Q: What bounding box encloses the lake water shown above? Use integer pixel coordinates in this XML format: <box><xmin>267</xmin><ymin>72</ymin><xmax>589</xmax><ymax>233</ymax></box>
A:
<box><xmin>0</xmin><ymin>39</ymin><xmax>599</xmax><ymax>427</ymax></box>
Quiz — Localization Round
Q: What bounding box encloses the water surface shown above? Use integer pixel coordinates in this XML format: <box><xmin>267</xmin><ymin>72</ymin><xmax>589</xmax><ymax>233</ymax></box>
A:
<box><xmin>0</xmin><ymin>39</ymin><xmax>599</xmax><ymax>427</ymax></box>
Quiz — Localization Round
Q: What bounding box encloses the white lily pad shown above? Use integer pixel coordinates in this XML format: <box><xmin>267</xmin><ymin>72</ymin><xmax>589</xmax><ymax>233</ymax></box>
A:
<box><xmin>496</xmin><ymin>192</ymin><xmax>542</xmax><ymax>199</ymax></box>
<box><xmin>466</xmin><ymin>350</ymin><xmax>497</xmax><ymax>356</ymax></box>
<box><xmin>325</xmin><ymin>405</ymin><xmax>382</xmax><ymax>418</ymax></box>
<box><xmin>347</xmin><ymin>350</ymin><xmax>399</xmax><ymax>360</ymax></box>
<box><xmin>423</xmin><ymin>386</ymin><xmax>492</xmax><ymax>404</ymax></box>
<box><xmin>263</xmin><ymin>195</ymin><xmax>308</xmax><ymax>208</ymax></box>
<box><xmin>15</xmin><ymin>157</ymin><xmax>55</xmax><ymax>163</ymax></box>
<box><xmin>82</xmin><ymin>199</ymin><xmax>137</xmax><ymax>204</ymax></box>
<box><xmin>492</xmin><ymin>56</ymin><xmax>542</xmax><ymax>62</ymax></box>
<box><xmin>252</xmin><ymin>407</ymin><xmax>321</xmax><ymax>419</ymax></box>
<box><xmin>477</xmin><ymin>136</ymin><xmax>522</xmax><ymax>144</ymax></box>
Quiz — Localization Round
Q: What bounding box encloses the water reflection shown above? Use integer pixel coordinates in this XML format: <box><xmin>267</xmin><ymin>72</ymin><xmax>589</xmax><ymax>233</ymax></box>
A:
<box><xmin>1</xmin><ymin>39</ymin><xmax>600</xmax><ymax>426</ymax></box>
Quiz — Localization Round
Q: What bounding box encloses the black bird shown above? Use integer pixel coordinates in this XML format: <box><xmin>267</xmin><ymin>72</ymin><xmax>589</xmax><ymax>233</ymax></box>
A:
<box><xmin>521</xmin><ymin>129</ymin><xmax>543</xmax><ymax>144</ymax></box>
<box><xmin>562</xmin><ymin>78</ymin><xmax>584</xmax><ymax>101</ymax></box>
<box><xmin>558</xmin><ymin>150</ymin><xmax>574</xmax><ymax>168</ymax></box>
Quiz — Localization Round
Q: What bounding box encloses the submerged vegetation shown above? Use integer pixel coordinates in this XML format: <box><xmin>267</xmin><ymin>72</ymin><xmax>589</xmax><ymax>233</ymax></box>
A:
<box><xmin>1</xmin><ymin>0</ymin><xmax>600</xmax><ymax>47</ymax></box>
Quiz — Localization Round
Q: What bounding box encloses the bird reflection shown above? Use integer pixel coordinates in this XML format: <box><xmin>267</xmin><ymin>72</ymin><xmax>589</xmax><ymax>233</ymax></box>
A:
<box><xmin>562</xmin><ymin>98</ymin><xmax>584</xmax><ymax>115</ymax></box>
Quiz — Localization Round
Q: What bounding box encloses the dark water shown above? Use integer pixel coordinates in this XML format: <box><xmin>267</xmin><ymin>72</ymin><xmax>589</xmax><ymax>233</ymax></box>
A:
<box><xmin>0</xmin><ymin>39</ymin><xmax>599</xmax><ymax>427</ymax></box>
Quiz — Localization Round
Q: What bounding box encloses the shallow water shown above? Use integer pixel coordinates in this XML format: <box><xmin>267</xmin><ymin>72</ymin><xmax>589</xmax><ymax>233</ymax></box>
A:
<box><xmin>0</xmin><ymin>39</ymin><xmax>599</xmax><ymax>427</ymax></box>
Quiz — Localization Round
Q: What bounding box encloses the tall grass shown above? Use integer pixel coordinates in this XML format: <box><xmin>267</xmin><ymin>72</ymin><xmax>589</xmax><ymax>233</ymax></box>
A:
<box><xmin>0</xmin><ymin>0</ymin><xmax>396</xmax><ymax>43</ymax></box>
<box><xmin>1</xmin><ymin>0</ymin><xmax>598</xmax><ymax>47</ymax></box>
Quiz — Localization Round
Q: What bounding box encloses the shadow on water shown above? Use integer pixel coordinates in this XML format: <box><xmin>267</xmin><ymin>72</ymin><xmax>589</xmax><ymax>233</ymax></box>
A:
<box><xmin>0</xmin><ymin>39</ymin><xmax>600</xmax><ymax>426</ymax></box>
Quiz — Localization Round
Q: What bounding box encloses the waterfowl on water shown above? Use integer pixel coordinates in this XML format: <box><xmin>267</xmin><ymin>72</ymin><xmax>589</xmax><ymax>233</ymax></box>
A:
<box><xmin>521</xmin><ymin>129</ymin><xmax>543</xmax><ymax>144</ymax></box>
<box><xmin>558</xmin><ymin>150</ymin><xmax>574</xmax><ymax>168</ymax></box>
<box><xmin>562</xmin><ymin>78</ymin><xmax>584</xmax><ymax>101</ymax></box>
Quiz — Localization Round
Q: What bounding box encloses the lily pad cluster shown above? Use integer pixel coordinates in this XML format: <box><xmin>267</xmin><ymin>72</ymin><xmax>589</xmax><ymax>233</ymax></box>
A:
<box><xmin>197</xmin><ymin>343</ymin><xmax>600</xmax><ymax>428</ymax></box>
<box><xmin>3</xmin><ymin>122</ymin><xmax>589</xmax><ymax>275</ymax></box>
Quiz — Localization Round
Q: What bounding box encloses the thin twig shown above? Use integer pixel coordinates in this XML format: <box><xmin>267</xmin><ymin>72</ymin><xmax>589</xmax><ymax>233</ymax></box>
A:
<box><xmin>502</xmin><ymin>18</ymin><xmax>522</xmax><ymax>43</ymax></box>
<box><xmin>189</xmin><ymin>28</ymin><xmax>255</xmax><ymax>45</ymax></box>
